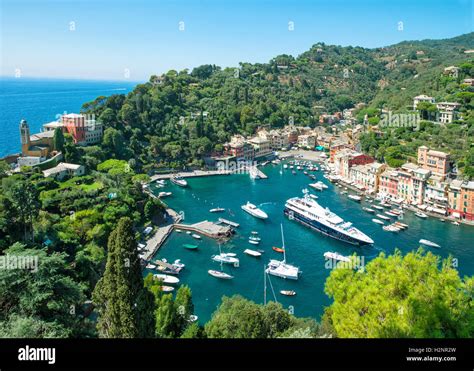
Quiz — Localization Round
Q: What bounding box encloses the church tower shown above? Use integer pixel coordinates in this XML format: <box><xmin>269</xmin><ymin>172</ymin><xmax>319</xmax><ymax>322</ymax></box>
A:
<box><xmin>20</xmin><ymin>119</ymin><xmax>30</xmax><ymax>155</ymax></box>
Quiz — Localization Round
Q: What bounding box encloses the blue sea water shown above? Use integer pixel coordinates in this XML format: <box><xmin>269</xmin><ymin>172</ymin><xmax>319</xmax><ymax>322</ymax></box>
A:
<box><xmin>0</xmin><ymin>77</ymin><xmax>137</xmax><ymax>157</ymax></box>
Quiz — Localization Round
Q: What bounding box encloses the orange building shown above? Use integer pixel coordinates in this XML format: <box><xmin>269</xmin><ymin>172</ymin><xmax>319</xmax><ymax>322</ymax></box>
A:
<box><xmin>448</xmin><ymin>180</ymin><xmax>474</xmax><ymax>221</ymax></box>
<box><xmin>417</xmin><ymin>146</ymin><xmax>451</xmax><ymax>178</ymax></box>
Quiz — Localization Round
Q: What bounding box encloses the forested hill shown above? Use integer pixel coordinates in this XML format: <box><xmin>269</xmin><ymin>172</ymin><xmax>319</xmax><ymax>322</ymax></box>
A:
<box><xmin>80</xmin><ymin>32</ymin><xmax>474</xmax><ymax>170</ymax></box>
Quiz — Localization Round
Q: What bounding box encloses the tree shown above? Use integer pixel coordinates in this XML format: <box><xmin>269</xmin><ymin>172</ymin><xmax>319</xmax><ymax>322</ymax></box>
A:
<box><xmin>10</xmin><ymin>180</ymin><xmax>39</xmax><ymax>242</ymax></box>
<box><xmin>0</xmin><ymin>243</ymin><xmax>86</xmax><ymax>337</ymax></box>
<box><xmin>204</xmin><ymin>295</ymin><xmax>320</xmax><ymax>338</ymax></box>
<box><xmin>324</xmin><ymin>249</ymin><xmax>474</xmax><ymax>338</ymax></box>
<box><xmin>174</xmin><ymin>285</ymin><xmax>194</xmax><ymax>334</ymax></box>
<box><xmin>92</xmin><ymin>217</ymin><xmax>155</xmax><ymax>338</ymax></box>
<box><xmin>53</xmin><ymin>128</ymin><xmax>65</xmax><ymax>152</ymax></box>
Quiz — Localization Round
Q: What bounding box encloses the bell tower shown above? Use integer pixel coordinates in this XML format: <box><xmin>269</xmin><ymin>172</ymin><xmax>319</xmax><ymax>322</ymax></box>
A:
<box><xmin>19</xmin><ymin>119</ymin><xmax>30</xmax><ymax>155</ymax></box>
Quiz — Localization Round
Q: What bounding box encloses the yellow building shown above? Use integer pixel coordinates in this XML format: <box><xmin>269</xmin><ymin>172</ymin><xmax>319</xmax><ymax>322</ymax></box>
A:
<box><xmin>20</xmin><ymin>119</ymin><xmax>54</xmax><ymax>158</ymax></box>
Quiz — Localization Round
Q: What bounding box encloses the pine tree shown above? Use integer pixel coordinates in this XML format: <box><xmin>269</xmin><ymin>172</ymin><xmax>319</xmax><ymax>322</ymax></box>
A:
<box><xmin>92</xmin><ymin>217</ymin><xmax>155</xmax><ymax>338</ymax></box>
<box><xmin>53</xmin><ymin>128</ymin><xmax>65</xmax><ymax>152</ymax></box>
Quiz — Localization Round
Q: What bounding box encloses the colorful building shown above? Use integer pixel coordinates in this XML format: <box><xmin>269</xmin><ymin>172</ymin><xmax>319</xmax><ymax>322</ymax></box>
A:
<box><xmin>417</xmin><ymin>146</ymin><xmax>451</xmax><ymax>178</ymax></box>
<box><xmin>448</xmin><ymin>180</ymin><xmax>474</xmax><ymax>221</ymax></box>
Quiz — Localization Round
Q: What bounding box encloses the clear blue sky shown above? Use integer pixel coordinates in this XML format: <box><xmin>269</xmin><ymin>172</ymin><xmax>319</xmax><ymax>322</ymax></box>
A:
<box><xmin>1</xmin><ymin>0</ymin><xmax>472</xmax><ymax>81</ymax></box>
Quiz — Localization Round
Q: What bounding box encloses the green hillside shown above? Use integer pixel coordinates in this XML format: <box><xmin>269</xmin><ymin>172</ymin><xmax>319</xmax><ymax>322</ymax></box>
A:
<box><xmin>78</xmin><ymin>32</ymin><xmax>474</xmax><ymax>174</ymax></box>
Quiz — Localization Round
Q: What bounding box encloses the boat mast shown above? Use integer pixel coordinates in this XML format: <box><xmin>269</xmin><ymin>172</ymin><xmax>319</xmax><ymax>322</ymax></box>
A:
<box><xmin>280</xmin><ymin>224</ymin><xmax>286</xmax><ymax>263</ymax></box>
<box><xmin>263</xmin><ymin>265</ymin><xmax>267</xmax><ymax>305</ymax></box>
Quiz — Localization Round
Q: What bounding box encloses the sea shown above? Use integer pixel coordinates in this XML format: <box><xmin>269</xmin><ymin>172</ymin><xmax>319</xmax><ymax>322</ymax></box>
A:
<box><xmin>148</xmin><ymin>166</ymin><xmax>474</xmax><ymax>324</ymax></box>
<box><xmin>0</xmin><ymin>77</ymin><xmax>137</xmax><ymax>157</ymax></box>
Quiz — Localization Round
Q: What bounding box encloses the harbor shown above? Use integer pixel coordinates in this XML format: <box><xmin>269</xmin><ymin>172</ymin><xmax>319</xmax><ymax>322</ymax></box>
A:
<box><xmin>145</xmin><ymin>161</ymin><xmax>474</xmax><ymax>323</ymax></box>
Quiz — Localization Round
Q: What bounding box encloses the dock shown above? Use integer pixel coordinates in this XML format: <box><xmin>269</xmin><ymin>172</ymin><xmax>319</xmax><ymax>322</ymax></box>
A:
<box><xmin>174</xmin><ymin>220</ymin><xmax>233</xmax><ymax>239</ymax></box>
<box><xmin>150</xmin><ymin>169</ymin><xmax>232</xmax><ymax>183</ymax></box>
<box><xmin>218</xmin><ymin>218</ymin><xmax>240</xmax><ymax>228</ymax></box>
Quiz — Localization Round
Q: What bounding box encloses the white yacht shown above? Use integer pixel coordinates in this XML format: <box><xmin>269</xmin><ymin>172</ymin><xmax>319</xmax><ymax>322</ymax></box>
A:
<box><xmin>171</xmin><ymin>176</ymin><xmax>188</xmax><ymax>187</ymax></box>
<box><xmin>241</xmin><ymin>202</ymin><xmax>268</xmax><ymax>219</ymax></box>
<box><xmin>249</xmin><ymin>166</ymin><xmax>260</xmax><ymax>179</ymax></box>
<box><xmin>323</xmin><ymin>251</ymin><xmax>351</xmax><ymax>263</ymax></box>
<box><xmin>285</xmin><ymin>190</ymin><xmax>373</xmax><ymax>246</ymax></box>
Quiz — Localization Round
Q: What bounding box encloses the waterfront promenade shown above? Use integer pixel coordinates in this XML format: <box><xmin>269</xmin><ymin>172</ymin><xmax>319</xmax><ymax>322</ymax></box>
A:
<box><xmin>150</xmin><ymin>169</ymin><xmax>232</xmax><ymax>182</ymax></box>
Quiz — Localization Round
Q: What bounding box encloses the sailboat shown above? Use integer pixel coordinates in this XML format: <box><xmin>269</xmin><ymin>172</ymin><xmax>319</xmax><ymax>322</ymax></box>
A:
<box><xmin>266</xmin><ymin>224</ymin><xmax>300</xmax><ymax>280</ymax></box>
<box><xmin>208</xmin><ymin>261</ymin><xmax>234</xmax><ymax>279</ymax></box>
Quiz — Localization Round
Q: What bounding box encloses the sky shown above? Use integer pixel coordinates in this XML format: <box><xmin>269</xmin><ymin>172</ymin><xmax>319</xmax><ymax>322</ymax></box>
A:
<box><xmin>1</xmin><ymin>0</ymin><xmax>473</xmax><ymax>81</ymax></box>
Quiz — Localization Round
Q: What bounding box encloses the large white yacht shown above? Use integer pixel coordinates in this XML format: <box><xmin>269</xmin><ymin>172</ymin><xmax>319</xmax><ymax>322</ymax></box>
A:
<box><xmin>284</xmin><ymin>190</ymin><xmax>374</xmax><ymax>246</ymax></box>
<box><xmin>241</xmin><ymin>202</ymin><xmax>268</xmax><ymax>219</ymax></box>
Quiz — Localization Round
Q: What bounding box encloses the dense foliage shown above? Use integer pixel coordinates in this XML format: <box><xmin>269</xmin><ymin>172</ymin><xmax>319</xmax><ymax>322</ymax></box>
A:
<box><xmin>324</xmin><ymin>249</ymin><xmax>474</xmax><ymax>338</ymax></box>
<box><xmin>77</xmin><ymin>33</ymin><xmax>474</xmax><ymax>175</ymax></box>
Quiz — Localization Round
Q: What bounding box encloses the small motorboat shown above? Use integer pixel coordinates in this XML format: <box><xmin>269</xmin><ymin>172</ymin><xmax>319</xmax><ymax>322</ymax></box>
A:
<box><xmin>372</xmin><ymin>218</ymin><xmax>384</xmax><ymax>225</ymax></box>
<box><xmin>158</xmin><ymin>191</ymin><xmax>172</xmax><ymax>198</ymax></box>
<box><xmin>385</xmin><ymin>211</ymin><xmax>398</xmax><ymax>217</ymax></box>
<box><xmin>376</xmin><ymin>214</ymin><xmax>391</xmax><ymax>221</ymax></box>
<box><xmin>153</xmin><ymin>274</ymin><xmax>180</xmax><ymax>284</ymax></box>
<box><xmin>244</xmin><ymin>249</ymin><xmax>262</xmax><ymax>257</ymax></box>
<box><xmin>372</xmin><ymin>205</ymin><xmax>384</xmax><ymax>210</ymax></box>
<box><xmin>146</xmin><ymin>263</ymin><xmax>156</xmax><ymax>269</ymax></box>
<box><xmin>183</xmin><ymin>244</ymin><xmax>198</xmax><ymax>250</ymax></box>
<box><xmin>419</xmin><ymin>239</ymin><xmax>441</xmax><ymax>248</ymax></box>
<box><xmin>160</xmin><ymin>286</ymin><xmax>175</xmax><ymax>292</ymax></box>
<box><xmin>362</xmin><ymin>207</ymin><xmax>375</xmax><ymax>213</ymax></box>
<box><xmin>323</xmin><ymin>251</ymin><xmax>350</xmax><ymax>263</ymax></box>
<box><xmin>171</xmin><ymin>176</ymin><xmax>188</xmax><ymax>187</ymax></box>
<box><xmin>248</xmin><ymin>239</ymin><xmax>260</xmax><ymax>245</ymax></box>
<box><xmin>208</xmin><ymin>270</ymin><xmax>233</xmax><ymax>279</ymax></box>
<box><xmin>383</xmin><ymin>225</ymin><xmax>400</xmax><ymax>232</ymax></box>
<box><xmin>415</xmin><ymin>212</ymin><xmax>428</xmax><ymax>219</ymax></box>
<box><xmin>210</xmin><ymin>207</ymin><xmax>225</xmax><ymax>213</ymax></box>
<box><xmin>188</xmin><ymin>315</ymin><xmax>198</xmax><ymax>323</ymax></box>
<box><xmin>175</xmin><ymin>229</ymin><xmax>183</xmax><ymax>233</ymax></box>
<box><xmin>272</xmin><ymin>246</ymin><xmax>285</xmax><ymax>253</ymax></box>
<box><xmin>186</xmin><ymin>231</ymin><xmax>192</xmax><ymax>235</ymax></box>
<box><xmin>348</xmin><ymin>194</ymin><xmax>362</xmax><ymax>202</ymax></box>
<box><xmin>192</xmin><ymin>234</ymin><xmax>201</xmax><ymax>239</ymax></box>
<box><xmin>309</xmin><ymin>194</ymin><xmax>318</xmax><ymax>199</ymax></box>
<box><xmin>452</xmin><ymin>221</ymin><xmax>460</xmax><ymax>226</ymax></box>
<box><xmin>280</xmin><ymin>290</ymin><xmax>296</xmax><ymax>296</ymax></box>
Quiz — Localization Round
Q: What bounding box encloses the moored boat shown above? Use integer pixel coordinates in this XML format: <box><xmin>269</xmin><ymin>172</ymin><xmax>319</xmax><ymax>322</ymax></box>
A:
<box><xmin>208</xmin><ymin>270</ymin><xmax>233</xmax><ymax>279</ymax></box>
<box><xmin>348</xmin><ymin>194</ymin><xmax>362</xmax><ymax>202</ymax></box>
<box><xmin>419</xmin><ymin>239</ymin><xmax>441</xmax><ymax>248</ymax></box>
<box><xmin>362</xmin><ymin>207</ymin><xmax>375</xmax><ymax>213</ymax></box>
<box><xmin>415</xmin><ymin>212</ymin><xmax>428</xmax><ymax>219</ymax></box>
<box><xmin>244</xmin><ymin>249</ymin><xmax>262</xmax><ymax>257</ymax></box>
<box><xmin>171</xmin><ymin>176</ymin><xmax>188</xmax><ymax>187</ymax></box>
<box><xmin>272</xmin><ymin>246</ymin><xmax>285</xmax><ymax>253</ymax></box>
<box><xmin>210</xmin><ymin>207</ymin><xmax>225</xmax><ymax>213</ymax></box>
<box><xmin>153</xmin><ymin>274</ymin><xmax>180</xmax><ymax>284</ymax></box>
<box><xmin>280</xmin><ymin>290</ymin><xmax>296</xmax><ymax>296</ymax></box>
<box><xmin>376</xmin><ymin>214</ymin><xmax>391</xmax><ymax>221</ymax></box>
<box><xmin>285</xmin><ymin>190</ymin><xmax>374</xmax><ymax>246</ymax></box>
<box><xmin>372</xmin><ymin>218</ymin><xmax>385</xmax><ymax>225</ymax></box>
<box><xmin>323</xmin><ymin>251</ymin><xmax>350</xmax><ymax>263</ymax></box>
<box><xmin>241</xmin><ymin>202</ymin><xmax>268</xmax><ymax>219</ymax></box>
<box><xmin>183</xmin><ymin>244</ymin><xmax>198</xmax><ymax>250</ymax></box>
<box><xmin>192</xmin><ymin>234</ymin><xmax>201</xmax><ymax>239</ymax></box>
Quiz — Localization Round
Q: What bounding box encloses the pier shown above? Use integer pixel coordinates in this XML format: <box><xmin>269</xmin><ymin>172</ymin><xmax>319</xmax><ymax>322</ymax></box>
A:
<box><xmin>150</xmin><ymin>169</ymin><xmax>232</xmax><ymax>183</ymax></box>
<box><xmin>217</xmin><ymin>218</ymin><xmax>240</xmax><ymax>228</ymax></box>
<box><xmin>174</xmin><ymin>220</ymin><xmax>233</xmax><ymax>239</ymax></box>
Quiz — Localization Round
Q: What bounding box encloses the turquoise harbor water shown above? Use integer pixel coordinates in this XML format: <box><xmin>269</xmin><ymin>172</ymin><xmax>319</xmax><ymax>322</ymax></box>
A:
<box><xmin>149</xmin><ymin>164</ymin><xmax>474</xmax><ymax>323</ymax></box>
